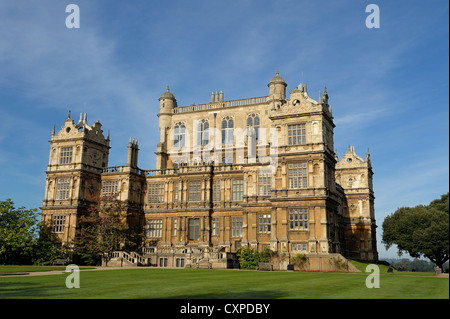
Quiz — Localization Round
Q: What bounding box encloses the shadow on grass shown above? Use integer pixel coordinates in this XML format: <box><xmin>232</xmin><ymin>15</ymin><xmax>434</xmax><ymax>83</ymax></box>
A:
<box><xmin>0</xmin><ymin>281</ymin><xmax>51</xmax><ymax>298</ymax></box>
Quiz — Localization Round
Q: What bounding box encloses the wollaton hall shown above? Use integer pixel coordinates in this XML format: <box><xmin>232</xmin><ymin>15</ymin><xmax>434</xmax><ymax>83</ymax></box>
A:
<box><xmin>41</xmin><ymin>71</ymin><xmax>378</xmax><ymax>270</ymax></box>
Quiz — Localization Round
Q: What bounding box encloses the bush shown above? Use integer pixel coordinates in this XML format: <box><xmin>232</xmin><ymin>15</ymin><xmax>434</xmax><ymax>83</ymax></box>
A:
<box><xmin>290</xmin><ymin>253</ymin><xmax>309</xmax><ymax>271</ymax></box>
<box><xmin>236</xmin><ymin>247</ymin><xmax>261</xmax><ymax>269</ymax></box>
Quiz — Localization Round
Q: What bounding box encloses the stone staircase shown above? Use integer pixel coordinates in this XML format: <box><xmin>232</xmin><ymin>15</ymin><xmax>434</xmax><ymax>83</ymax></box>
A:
<box><xmin>105</xmin><ymin>251</ymin><xmax>148</xmax><ymax>267</ymax></box>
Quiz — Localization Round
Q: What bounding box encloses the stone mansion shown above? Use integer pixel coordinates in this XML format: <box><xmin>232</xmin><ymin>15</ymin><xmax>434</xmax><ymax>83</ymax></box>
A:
<box><xmin>41</xmin><ymin>71</ymin><xmax>378</xmax><ymax>270</ymax></box>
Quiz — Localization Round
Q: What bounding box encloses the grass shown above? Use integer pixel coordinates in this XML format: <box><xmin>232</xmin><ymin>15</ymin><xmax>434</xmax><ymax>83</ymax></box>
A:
<box><xmin>349</xmin><ymin>260</ymin><xmax>436</xmax><ymax>276</ymax></box>
<box><xmin>0</xmin><ymin>267</ymin><xmax>448</xmax><ymax>299</ymax></box>
<box><xmin>0</xmin><ymin>265</ymin><xmax>95</xmax><ymax>274</ymax></box>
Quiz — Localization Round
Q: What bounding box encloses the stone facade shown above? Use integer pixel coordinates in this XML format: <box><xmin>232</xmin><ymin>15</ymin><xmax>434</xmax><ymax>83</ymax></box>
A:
<box><xmin>41</xmin><ymin>71</ymin><xmax>378</xmax><ymax>269</ymax></box>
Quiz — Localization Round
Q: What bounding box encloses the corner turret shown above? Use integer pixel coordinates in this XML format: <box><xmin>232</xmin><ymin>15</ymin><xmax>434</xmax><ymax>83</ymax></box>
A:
<box><xmin>267</xmin><ymin>70</ymin><xmax>287</xmax><ymax>100</ymax></box>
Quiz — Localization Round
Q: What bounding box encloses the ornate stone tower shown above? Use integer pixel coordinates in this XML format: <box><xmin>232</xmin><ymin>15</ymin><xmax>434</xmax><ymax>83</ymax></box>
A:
<box><xmin>156</xmin><ymin>86</ymin><xmax>176</xmax><ymax>169</ymax></box>
<box><xmin>41</xmin><ymin>111</ymin><xmax>110</xmax><ymax>245</ymax></box>
<box><xmin>336</xmin><ymin>145</ymin><xmax>377</xmax><ymax>261</ymax></box>
<box><xmin>267</xmin><ymin>70</ymin><xmax>287</xmax><ymax>101</ymax></box>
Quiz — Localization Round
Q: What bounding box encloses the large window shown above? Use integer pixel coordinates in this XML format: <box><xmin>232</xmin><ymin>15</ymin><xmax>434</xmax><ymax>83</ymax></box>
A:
<box><xmin>147</xmin><ymin>219</ymin><xmax>163</xmax><ymax>238</ymax></box>
<box><xmin>259</xmin><ymin>213</ymin><xmax>271</xmax><ymax>233</ymax></box>
<box><xmin>60</xmin><ymin>147</ymin><xmax>73</xmax><ymax>164</ymax></box>
<box><xmin>288</xmin><ymin>163</ymin><xmax>308</xmax><ymax>189</ymax></box>
<box><xmin>172</xmin><ymin>218</ymin><xmax>178</xmax><ymax>236</ymax></box>
<box><xmin>174</xmin><ymin>182</ymin><xmax>179</xmax><ymax>203</ymax></box>
<box><xmin>259</xmin><ymin>176</ymin><xmax>271</xmax><ymax>196</ymax></box>
<box><xmin>288</xmin><ymin>124</ymin><xmax>306</xmax><ymax>145</ymax></box>
<box><xmin>188</xmin><ymin>181</ymin><xmax>201</xmax><ymax>202</ymax></box>
<box><xmin>174</xmin><ymin>122</ymin><xmax>186</xmax><ymax>148</ymax></box>
<box><xmin>56</xmin><ymin>178</ymin><xmax>70</xmax><ymax>200</ymax></box>
<box><xmin>232</xmin><ymin>217</ymin><xmax>243</xmax><ymax>238</ymax></box>
<box><xmin>102</xmin><ymin>180</ymin><xmax>119</xmax><ymax>198</ymax></box>
<box><xmin>212</xmin><ymin>218</ymin><xmax>220</xmax><ymax>236</ymax></box>
<box><xmin>222</xmin><ymin>116</ymin><xmax>234</xmax><ymax>144</ymax></box>
<box><xmin>289</xmin><ymin>208</ymin><xmax>308</xmax><ymax>230</ymax></box>
<box><xmin>247</xmin><ymin>113</ymin><xmax>260</xmax><ymax>141</ymax></box>
<box><xmin>148</xmin><ymin>184</ymin><xmax>164</xmax><ymax>203</ymax></box>
<box><xmin>197</xmin><ymin>119</ymin><xmax>209</xmax><ymax>146</ymax></box>
<box><xmin>189</xmin><ymin>218</ymin><xmax>200</xmax><ymax>241</ymax></box>
<box><xmin>232</xmin><ymin>179</ymin><xmax>244</xmax><ymax>201</ymax></box>
<box><xmin>213</xmin><ymin>180</ymin><xmax>221</xmax><ymax>202</ymax></box>
<box><xmin>52</xmin><ymin>215</ymin><xmax>65</xmax><ymax>233</ymax></box>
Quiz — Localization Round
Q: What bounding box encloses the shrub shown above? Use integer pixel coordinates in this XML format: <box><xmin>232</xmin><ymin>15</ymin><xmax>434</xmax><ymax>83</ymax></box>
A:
<box><xmin>290</xmin><ymin>253</ymin><xmax>309</xmax><ymax>270</ymax></box>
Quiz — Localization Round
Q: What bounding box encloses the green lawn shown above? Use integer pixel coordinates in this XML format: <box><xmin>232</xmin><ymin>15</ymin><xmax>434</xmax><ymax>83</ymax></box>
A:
<box><xmin>0</xmin><ymin>268</ymin><xmax>448</xmax><ymax>299</ymax></box>
<box><xmin>0</xmin><ymin>265</ymin><xmax>95</xmax><ymax>274</ymax></box>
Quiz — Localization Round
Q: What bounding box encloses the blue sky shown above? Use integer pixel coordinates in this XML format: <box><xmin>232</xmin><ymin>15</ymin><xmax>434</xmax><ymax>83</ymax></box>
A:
<box><xmin>0</xmin><ymin>0</ymin><xmax>448</xmax><ymax>259</ymax></box>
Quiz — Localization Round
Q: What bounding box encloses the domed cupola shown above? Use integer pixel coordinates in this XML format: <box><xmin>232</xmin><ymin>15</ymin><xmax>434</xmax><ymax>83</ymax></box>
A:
<box><xmin>267</xmin><ymin>70</ymin><xmax>287</xmax><ymax>100</ymax></box>
<box><xmin>159</xmin><ymin>85</ymin><xmax>177</xmax><ymax>112</ymax></box>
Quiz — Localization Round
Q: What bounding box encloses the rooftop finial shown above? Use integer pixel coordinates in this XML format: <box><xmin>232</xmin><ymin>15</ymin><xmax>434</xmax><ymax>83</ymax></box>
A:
<box><xmin>167</xmin><ymin>85</ymin><xmax>170</xmax><ymax>92</ymax></box>
<box><xmin>276</xmin><ymin>69</ymin><xmax>279</xmax><ymax>76</ymax></box>
<box><xmin>68</xmin><ymin>110</ymin><xmax>71</xmax><ymax>119</ymax></box>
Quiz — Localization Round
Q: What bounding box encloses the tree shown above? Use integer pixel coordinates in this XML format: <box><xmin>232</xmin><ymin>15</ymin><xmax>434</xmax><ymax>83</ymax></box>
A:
<box><xmin>236</xmin><ymin>247</ymin><xmax>262</xmax><ymax>269</ymax></box>
<box><xmin>0</xmin><ymin>199</ymin><xmax>38</xmax><ymax>264</ymax></box>
<box><xmin>382</xmin><ymin>193</ymin><xmax>449</xmax><ymax>269</ymax></box>
<box><xmin>31</xmin><ymin>222</ymin><xmax>60</xmax><ymax>265</ymax></box>
<box><xmin>73</xmin><ymin>196</ymin><xmax>142</xmax><ymax>266</ymax></box>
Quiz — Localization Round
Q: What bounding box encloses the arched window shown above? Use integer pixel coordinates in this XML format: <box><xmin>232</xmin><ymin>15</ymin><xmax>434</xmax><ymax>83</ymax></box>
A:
<box><xmin>222</xmin><ymin>116</ymin><xmax>234</xmax><ymax>144</ymax></box>
<box><xmin>197</xmin><ymin>119</ymin><xmax>209</xmax><ymax>146</ymax></box>
<box><xmin>247</xmin><ymin>113</ymin><xmax>260</xmax><ymax>141</ymax></box>
<box><xmin>174</xmin><ymin>122</ymin><xmax>185</xmax><ymax>148</ymax></box>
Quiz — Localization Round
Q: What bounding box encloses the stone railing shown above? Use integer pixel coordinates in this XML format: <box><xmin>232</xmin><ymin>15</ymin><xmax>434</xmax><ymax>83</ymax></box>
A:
<box><xmin>173</xmin><ymin>96</ymin><xmax>268</xmax><ymax>114</ymax></box>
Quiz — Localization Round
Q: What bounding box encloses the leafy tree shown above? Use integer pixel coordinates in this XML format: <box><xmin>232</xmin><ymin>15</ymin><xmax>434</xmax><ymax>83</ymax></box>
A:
<box><xmin>73</xmin><ymin>196</ymin><xmax>142</xmax><ymax>266</ymax></box>
<box><xmin>0</xmin><ymin>199</ymin><xmax>64</xmax><ymax>265</ymax></box>
<box><xmin>31</xmin><ymin>222</ymin><xmax>60</xmax><ymax>265</ymax></box>
<box><xmin>382</xmin><ymin>193</ymin><xmax>449</xmax><ymax>269</ymax></box>
<box><xmin>0</xmin><ymin>199</ymin><xmax>38</xmax><ymax>264</ymax></box>
<box><xmin>236</xmin><ymin>247</ymin><xmax>262</xmax><ymax>269</ymax></box>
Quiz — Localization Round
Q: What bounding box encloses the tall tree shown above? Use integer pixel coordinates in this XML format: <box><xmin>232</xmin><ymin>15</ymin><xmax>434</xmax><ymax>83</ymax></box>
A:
<box><xmin>73</xmin><ymin>196</ymin><xmax>142</xmax><ymax>266</ymax></box>
<box><xmin>0</xmin><ymin>199</ymin><xmax>38</xmax><ymax>264</ymax></box>
<box><xmin>382</xmin><ymin>193</ymin><xmax>449</xmax><ymax>269</ymax></box>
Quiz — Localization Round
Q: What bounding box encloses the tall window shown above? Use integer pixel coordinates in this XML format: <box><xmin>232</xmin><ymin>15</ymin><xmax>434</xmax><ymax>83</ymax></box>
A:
<box><xmin>52</xmin><ymin>215</ymin><xmax>65</xmax><ymax>233</ymax></box>
<box><xmin>147</xmin><ymin>219</ymin><xmax>163</xmax><ymax>238</ymax></box>
<box><xmin>174</xmin><ymin>182</ymin><xmax>179</xmax><ymax>203</ymax></box>
<box><xmin>197</xmin><ymin>119</ymin><xmax>209</xmax><ymax>146</ymax></box>
<box><xmin>188</xmin><ymin>181</ymin><xmax>201</xmax><ymax>202</ymax></box>
<box><xmin>189</xmin><ymin>218</ymin><xmax>200</xmax><ymax>241</ymax></box>
<box><xmin>232</xmin><ymin>217</ymin><xmax>243</xmax><ymax>238</ymax></box>
<box><xmin>288</xmin><ymin>163</ymin><xmax>308</xmax><ymax>189</ymax></box>
<box><xmin>288</xmin><ymin>124</ymin><xmax>306</xmax><ymax>145</ymax></box>
<box><xmin>213</xmin><ymin>180</ymin><xmax>221</xmax><ymax>202</ymax></box>
<box><xmin>222</xmin><ymin>116</ymin><xmax>234</xmax><ymax>144</ymax></box>
<box><xmin>212</xmin><ymin>218</ymin><xmax>220</xmax><ymax>236</ymax></box>
<box><xmin>247</xmin><ymin>113</ymin><xmax>260</xmax><ymax>141</ymax></box>
<box><xmin>172</xmin><ymin>218</ymin><xmax>178</xmax><ymax>236</ymax></box>
<box><xmin>289</xmin><ymin>209</ymin><xmax>308</xmax><ymax>230</ymax></box>
<box><xmin>259</xmin><ymin>176</ymin><xmax>271</xmax><ymax>196</ymax></box>
<box><xmin>102</xmin><ymin>180</ymin><xmax>119</xmax><ymax>198</ymax></box>
<box><xmin>56</xmin><ymin>178</ymin><xmax>70</xmax><ymax>200</ymax></box>
<box><xmin>174</xmin><ymin>122</ymin><xmax>186</xmax><ymax>148</ymax></box>
<box><xmin>232</xmin><ymin>179</ymin><xmax>244</xmax><ymax>201</ymax></box>
<box><xmin>259</xmin><ymin>213</ymin><xmax>271</xmax><ymax>233</ymax></box>
<box><xmin>60</xmin><ymin>147</ymin><xmax>73</xmax><ymax>164</ymax></box>
<box><xmin>148</xmin><ymin>184</ymin><xmax>164</xmax><ymax>203</ymax></box>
